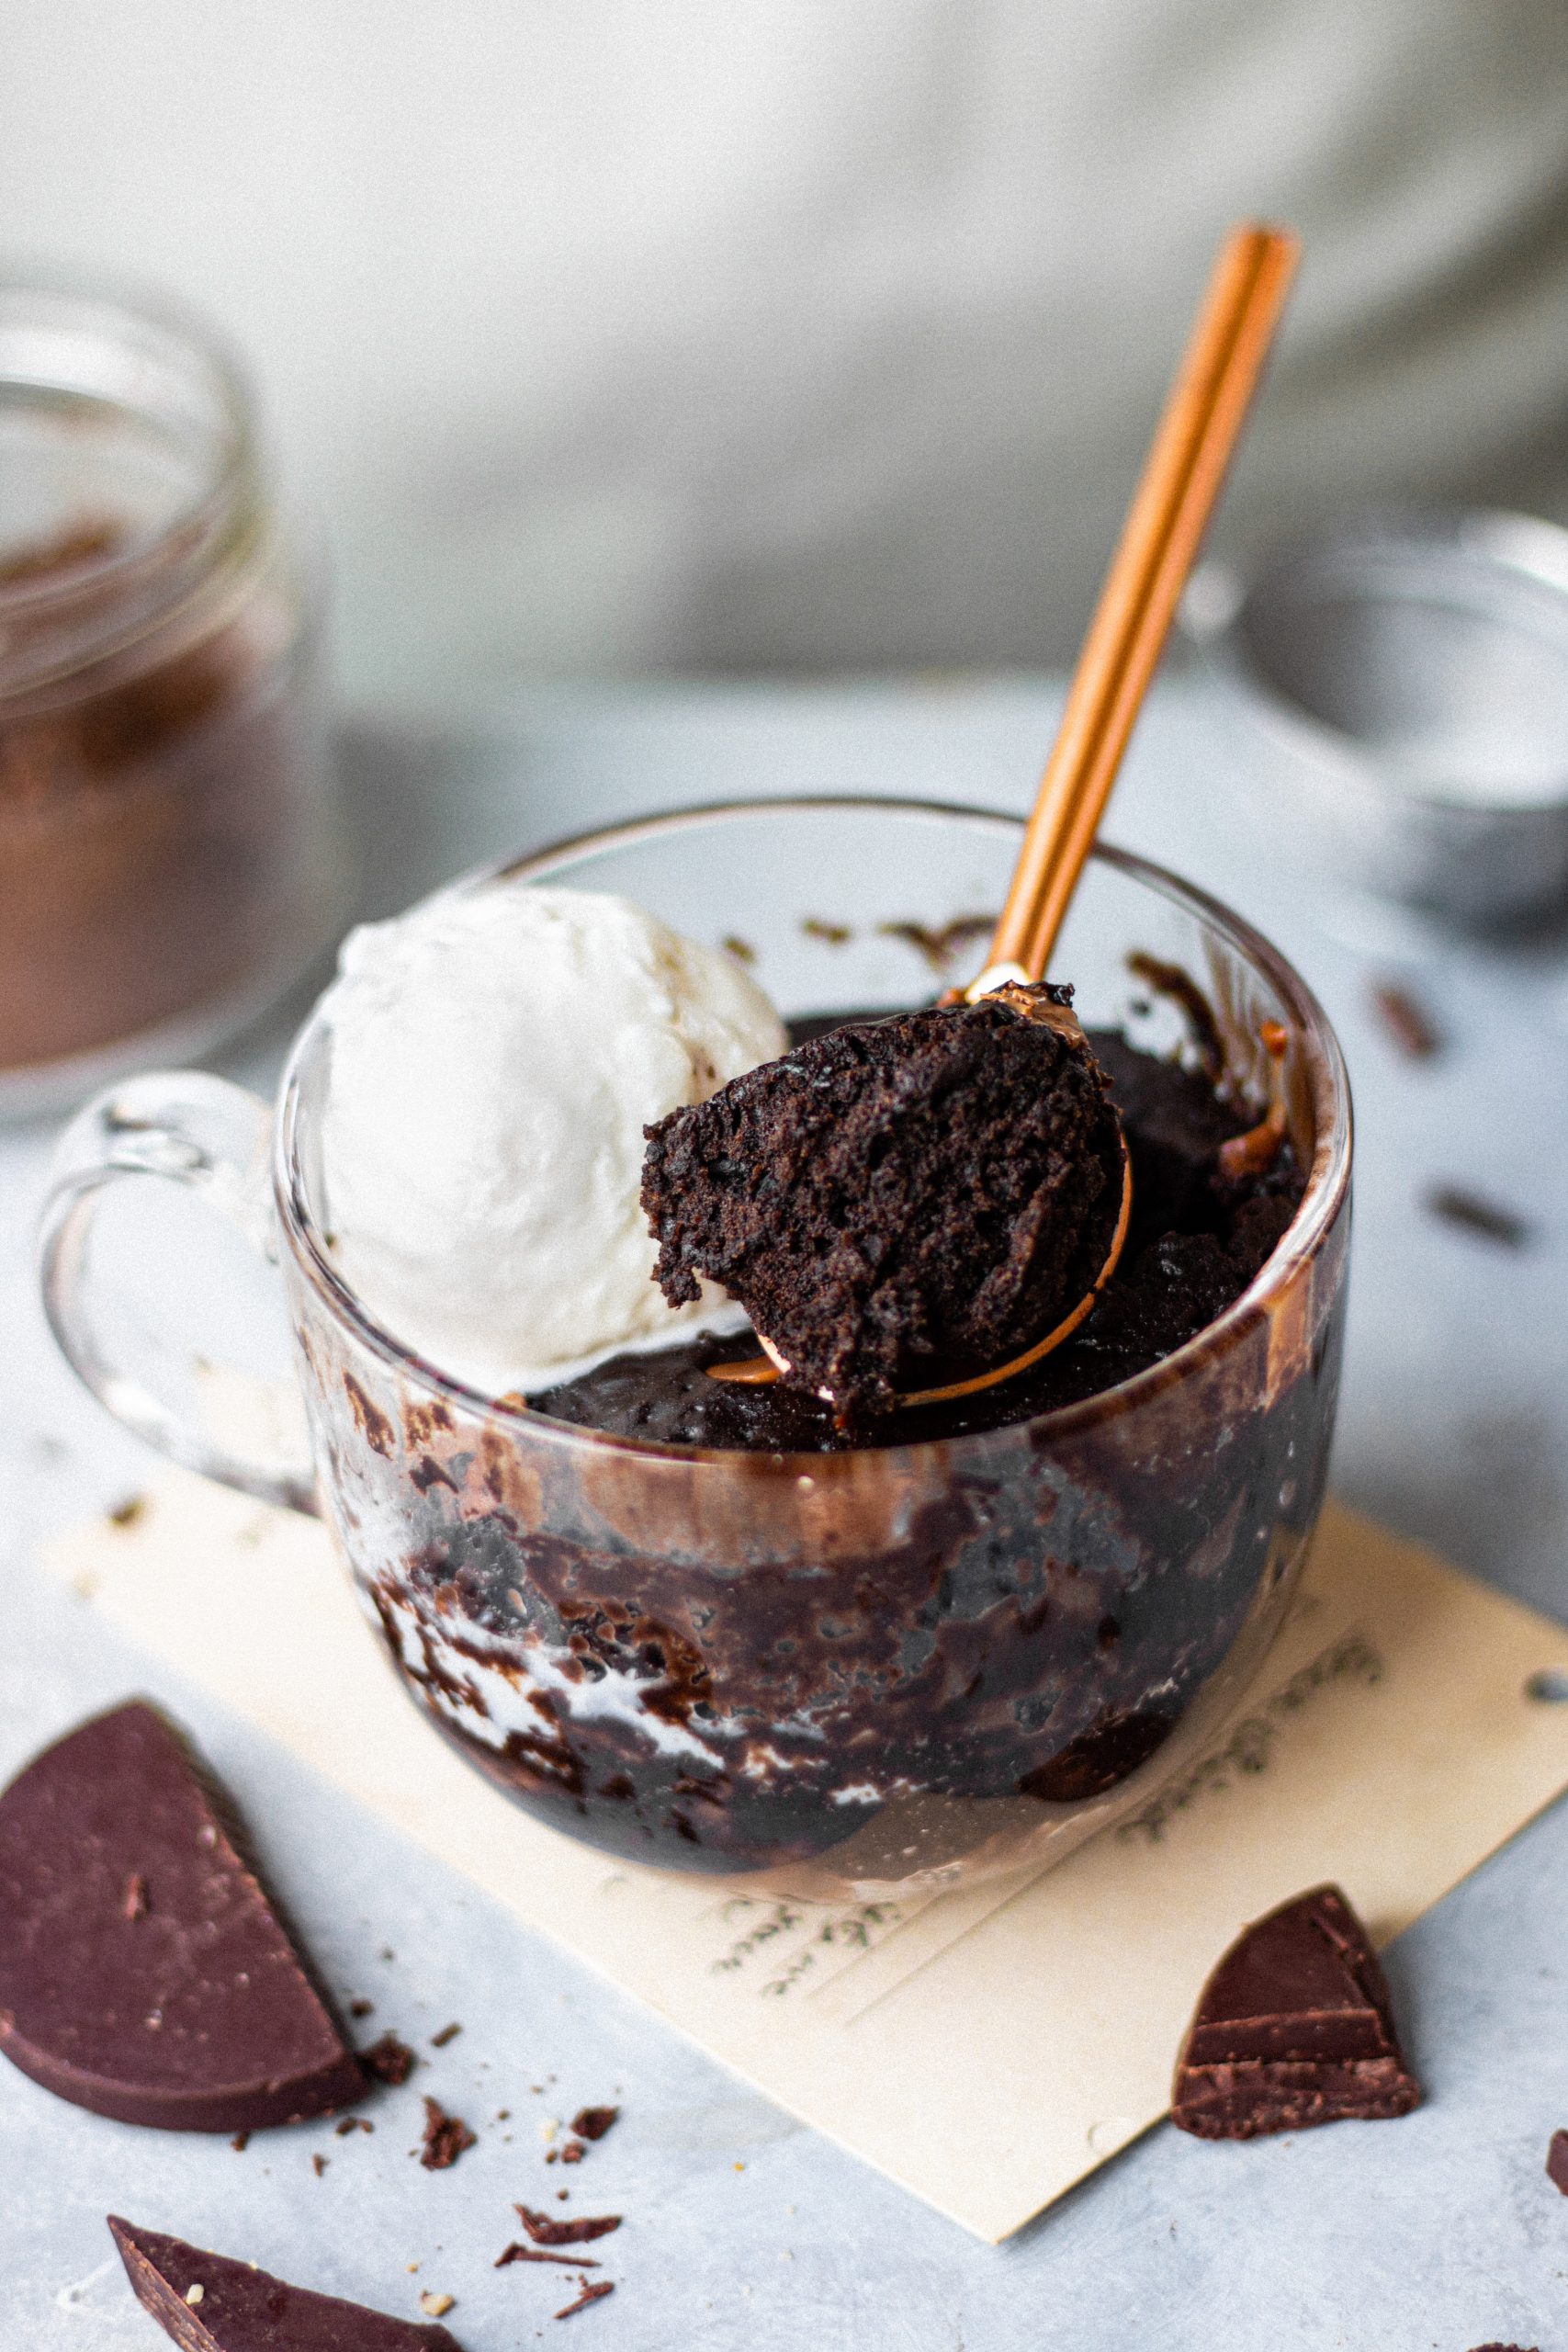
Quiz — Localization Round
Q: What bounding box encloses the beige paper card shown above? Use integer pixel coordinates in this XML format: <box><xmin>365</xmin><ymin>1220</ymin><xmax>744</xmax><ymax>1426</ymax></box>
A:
<box><xmin>39</xmin><ymin>1479</ymin><xmax>1568</xmax><ymax>2242</ymax></box>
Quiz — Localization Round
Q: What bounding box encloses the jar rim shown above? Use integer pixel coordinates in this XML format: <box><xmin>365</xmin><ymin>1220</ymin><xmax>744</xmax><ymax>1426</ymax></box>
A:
<box><xmin>272</xmin><ymin>795</ymin><xmax>1353</xmax><ymax>1469</ymax></box>
<box><xmin>0</xmin><ymin>270</ymin><xmax>261</xmax><ymax>688</ymax></box>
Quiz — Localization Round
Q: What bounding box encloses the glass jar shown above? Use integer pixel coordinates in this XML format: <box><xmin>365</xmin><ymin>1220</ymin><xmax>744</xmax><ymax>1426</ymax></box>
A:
<box><xmin>0</xmin><ymin>273</ymin><xmax>348</xmax><ymax>1117</ymax></box>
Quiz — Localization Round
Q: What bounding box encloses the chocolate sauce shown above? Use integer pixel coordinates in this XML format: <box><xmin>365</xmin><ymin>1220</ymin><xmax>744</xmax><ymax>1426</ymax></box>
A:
<box><xmin>531</xmin><ymin>1023</ymin><xmax>1303</xmax><ymax>1450</ymax></box>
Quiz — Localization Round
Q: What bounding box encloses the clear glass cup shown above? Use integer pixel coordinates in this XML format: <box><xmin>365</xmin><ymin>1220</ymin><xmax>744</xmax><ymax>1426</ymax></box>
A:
<box><xmin>0</xmin><ymin>272</ymin><xmax>350</xmax><ymax>1119</ymax></box>
<box><xmin>39</xmin><ymin>798</ymin><xmax>1351</xmax><ymax>1899</ymax></box>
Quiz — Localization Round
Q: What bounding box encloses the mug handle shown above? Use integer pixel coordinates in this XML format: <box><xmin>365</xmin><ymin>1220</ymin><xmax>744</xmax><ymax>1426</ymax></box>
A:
<box><xmin>39</xmin><ymin>1070</ymin><xmax>319</xmax><ymax>1515</ymax></box>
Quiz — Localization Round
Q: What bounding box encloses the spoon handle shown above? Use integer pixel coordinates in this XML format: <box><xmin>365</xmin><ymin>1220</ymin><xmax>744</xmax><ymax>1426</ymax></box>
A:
<box><xmin>978</xmin><ymin>221</ymin><xmax>1299</xmax><ymax>992</ymax></box>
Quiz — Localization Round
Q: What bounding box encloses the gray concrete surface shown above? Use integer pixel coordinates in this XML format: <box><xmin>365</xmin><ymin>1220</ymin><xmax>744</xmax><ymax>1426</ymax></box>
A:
<box><xmin>4</xmin><ymin>673</ymin><xmax>1567</xmax><ymax>2347</ymax></box>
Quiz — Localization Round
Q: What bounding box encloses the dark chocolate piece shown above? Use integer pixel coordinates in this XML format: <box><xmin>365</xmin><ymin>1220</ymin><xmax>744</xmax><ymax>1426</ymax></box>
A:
<box><xmin>0</xmin><ymin>1702</ymin><xmax>363</xmax><ymax>2132</ymax></box>
<box><xmin>419</xmin><ymin>2096</ymin><xmax>476</xmax><ymax>2169</ymax></box>
<box><xmin>641</xmin><ymin>989</ymin><xmax>1124</xmax><ymax>1417</ymax></box>
<box><xmin>1546</xmin><ymin>2128</ymin><xmax>1568</xmax><ymax>2195</ymax></box>
<box><xmin>107</xmin><ymin>2216</ymin><xmax>463</xmax><ymax>2349</ymax></box>
<box><xmin>360</xmin><ymin>2030</ymin><xmax>417</xmax><ymax>2086</ymax></box>
<box><xmin>570</xmin><ymin>2105</ymin><xmax>619</xmax><ymax>2142</ymax></box>
<box><xmin>555</xmin><ymin>2281</ymin><xmax>615</xmax><ymax>2320</ymax></box>
<box><xmin>1172</xmin><ymin>1883</ymin><xmax>1420</xmax><ymax>2140</ymax></box>
<box><xmin>513</xmin><ymin>2205</ymin><xmax>622</xmax><ymax>2247</ymax></box>
<box><xmin>1426</xmin><ymin>1184</ymin><xmax>1530</xmax><ymax>1249</ymax></box>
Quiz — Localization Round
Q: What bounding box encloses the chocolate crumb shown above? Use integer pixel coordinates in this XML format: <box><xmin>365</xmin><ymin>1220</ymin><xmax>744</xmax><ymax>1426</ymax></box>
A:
<box><xmin>107</xmin><ymin>1495</ymin><xmax>146</xmax><ymax>1529</ymax></box>
<box><xmin>1468</xmin><ymin>2343</ymin><xmax>1540</xmax><ymax>2350</ymax></box>
<box><xmin>334</xmin><ymin>2114</ymin><xmax>373</xmax><ymax>2136</ymax></box>
<box><xmin>1426</xmin><ymin>1184</ymin><xmax>1530</xmax><ymax>1250</ymax></box>
<box><xmin>555</xmin><ymin>2280</ymin><xmax>615</xmax><ymax>2320</ymax></box>
<box><xmin>1371</xmin><ymin>981</ymin><xmax>1441</xmax><ymax>1060</ymax></box>
<box><xmin>360</xmin><ymin>2030</ymin><xmax>417</xmax><ymax>2086</ymax></box>
<box><xmin>429</xmin><ymin>2021</ymin><xmax>462</xmax><ymax>2048</ymax></box>
<box><xmin>311</xmin><ymin>2154</ymin><xmax>328</xmax><ymax>2177</ymax></box>
<box><xmin>1547</xmin><ymin>2129</ymin><xmax>1568</xmax><ymax>2196</ymax></box>
<box><xmin>802</xmin><ymin>917</ymin><xmax>852</xmax><ymax>945</ymax></box>
<box><xmin>497</xmin><ymin>2245</ymin><xmax>601</xmax><ymax>2270</ymax></box>
<box><xmin>420</xmin><ymin>2096</ymin><xmax>476</xmax><ymax>2170</ymax></box>
<box><xmin>349</xmin><ymin>1996</ymin><xmax>375</xmax><ymax>2019</ymax></box>
<box><xmin>513</xmin><ymin>2205</ymin><xmax>621</xmax><ymax>2247</ymax></box>
<box><xmin>570</xmin><ymin>2107</ymin><xmax>619</xmax><ymax>2143</ymax></box>
<box><xmin>121</xmin><ymin>1872</ymin><xmax>149</xmax><ymax>1921</ymax></box>
<box><xmin>561</xmin><ymin>2141</ymin><xmax>585</xmax><ymax>2164</ymax></box>
<box><xmin>722</xmin><ymin>934</ymin><xmax>756</xmax><ymax>964</ymax></box>
<box><xmin>231</xmin><ymin>2132</ymin><xmax>249</xmax><ymax>2153</ymax></box>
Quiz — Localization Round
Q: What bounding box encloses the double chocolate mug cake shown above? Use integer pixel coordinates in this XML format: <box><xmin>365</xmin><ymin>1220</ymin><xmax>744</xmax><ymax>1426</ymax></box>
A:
<box><xmin>41</xmin><ymin>800</ymin><xmax>1351</xmax><ymax>1898</ymax></box>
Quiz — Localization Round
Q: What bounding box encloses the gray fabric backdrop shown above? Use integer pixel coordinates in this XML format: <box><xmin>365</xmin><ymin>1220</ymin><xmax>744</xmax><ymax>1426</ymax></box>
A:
<box><xmin>5</xmin><ymin>0</ymin><xmax>1568</xmax><ymax>699</ymax></box>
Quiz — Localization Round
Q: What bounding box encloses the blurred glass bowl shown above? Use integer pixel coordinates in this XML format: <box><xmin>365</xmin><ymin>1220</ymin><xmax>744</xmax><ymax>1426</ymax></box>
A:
<box><xmin>1185</xmin><ymin>509</ymin><xmax>1568</xmax><ymax>932</ymax></box>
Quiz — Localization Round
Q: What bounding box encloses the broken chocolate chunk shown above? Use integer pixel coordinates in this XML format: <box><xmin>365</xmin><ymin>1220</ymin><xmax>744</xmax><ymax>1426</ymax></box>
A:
<box><xmin>513</xmin><ymin>2204</ymin><xmax>622</xmax><ymax>2247</ymax></box>
<box><xmin>1171</xmin><ymin>1883</ymin><xmax>1420</xmax><ymax>2140</ymax></box>
<box><xmin>641</xmin><ymin>989</ymin><xmax>1124</xmax><ymax>1417</ymax></box>
<box><xmin>0</xmin><ymin>1703</ymin><xmax>363</xmax><ymax>2132</ymax></box>
<box><xmin>1546</xmin><ymin>2129</ymin><xmax>1568</xmax><ymax>2196</ymax></box>
<box><xmin>107</xmin><ymin>2215</ymin><xmax>463</xmax><ymax>2348</ymax></box>
<box><xmin>360</xmin><ymin>2030</ymin><xmax>417</xmax><ymax>2086</ymax></box>
<box><xmin>570</xmin><ymin>2106</ymin><xmax>619</xmax><ymax>2143</ymax></box>
<box><xmin>419</xmin><ymin>2096</ymin><xmax>476</xmax><ymax>2170</ymax></box>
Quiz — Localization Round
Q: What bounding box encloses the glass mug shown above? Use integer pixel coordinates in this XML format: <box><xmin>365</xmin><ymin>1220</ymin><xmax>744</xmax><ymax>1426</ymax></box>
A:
<box><xmin>40</xmin><ymin>799</ymin><xmax>1351</xmax><ymax>1900</ymax></box>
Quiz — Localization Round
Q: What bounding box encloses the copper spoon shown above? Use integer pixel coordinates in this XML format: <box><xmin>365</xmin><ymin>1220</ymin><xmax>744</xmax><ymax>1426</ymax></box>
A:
<box><xmin>711</xmin><ymin>220</ymin><xmax>1300</xmax><ymax>1408</ymax></box>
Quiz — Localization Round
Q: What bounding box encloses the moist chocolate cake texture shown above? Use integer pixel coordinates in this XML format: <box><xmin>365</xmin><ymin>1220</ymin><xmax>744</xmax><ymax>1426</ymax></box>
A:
<box><xmin>292</xmin><ymin>982</ymin><xmax>1345</xmax><ymax>1882</ymax></box>
<box><xmin>541</xmin><ymin>1019</ymin><xmax>1302</xmax><ymax>1451</ymax></box>
<box><xmin>640</xmin><ymin>989</ymin><xmax>1126</xmax><ymax>1419</ymax></box>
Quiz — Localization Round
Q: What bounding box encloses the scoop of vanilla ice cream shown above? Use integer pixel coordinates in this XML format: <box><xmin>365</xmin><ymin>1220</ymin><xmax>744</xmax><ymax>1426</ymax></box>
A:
<box><xmin>317</xmin><ymin>881</ymin><xmax>786</xmax><ymax>1394</ymax></box>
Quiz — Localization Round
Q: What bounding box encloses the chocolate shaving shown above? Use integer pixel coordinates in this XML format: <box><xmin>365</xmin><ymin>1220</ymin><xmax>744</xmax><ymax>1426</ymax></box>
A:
<box><xmin>1371</xmin><ymin>982</ymin><xmax>1441</xmax><ymax>1060</ymax></box>
<box><xmin>513</xmin><ymin>2204</ymin><xmax>621</xmax><ymax>2247</ymax></box>
<box><xmin>311</xmin><ymin>2154</ymin><xmax>328</xmax><ymax>2177</ymax></box>
<box><xmin>1426</xmin><ymin>1185</ymin><xmax>1530</xmax><ymax>1250</ymax></box>
<box><xmin>359</xmin><ymin>2030</ymin><xmax>416</xmax><ymax>2086</ymax></box>
<box><xmin>570</xmin><ymin>2106</ymin><xmax>619</xmax><ymax>2142</ymax></box>
<box><xmin>231</xmin><ymin>2131</ymin><xmax>249</xmax><ymax>2153</ymax></box>
<box><xmin>419</xmin><ymin>2097</ymin><xmax>476</xmax><ymax>2170</ymax></box>
<box><xmin>556</xmin><ymin>2280</ymin><xmax>615</xmax><ymax>2320</ymax></box>
<box><xmin>107</xmin><ymin>1495</ymin><xmax>146</xmax><ymax>1529</ymax></box>
<box><xmin>722</xmin><ymin>933</ymin><xmax>756</xmax><ymax>963</ymax></box>
<box><xmin>349</xmin><ymin>1997</ymin><xmax>375</xmax><ymax>2019</ymax></box>
<box><xmin>1547</xmin><ymin>2128</ymin><xmax>1568</xmax><ymax>2196</ymax></box>
<box><xmin>1126</xmin><ymin>952</ymin><xmax>1224</xmax><ymax>1081</ymax></box>
<box><xmin>496</xmin><ymin>2244</ymin><xmax>600</xmax><ymax>2270</ymax></box>
<box><xmin>876</xmin><ymin>913</ymin><xmax>993</xmax><ymax>972</ymax></box>
<box><xmin>429</xmin><ymin>2021</ymin><xmax>461</xmax><ymax>2048</ymax></box>
<box><xmin>560</xmin><ymin>2140</ymin><xmax>585</xmax><ymax>2164</ymax></box>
